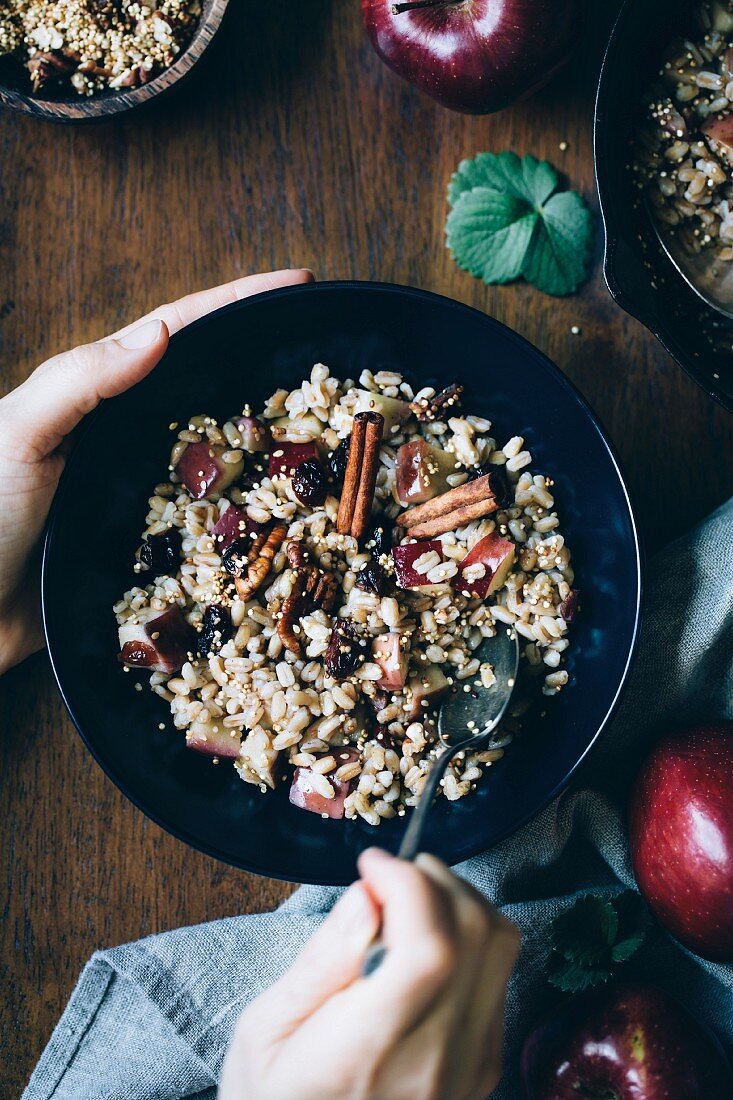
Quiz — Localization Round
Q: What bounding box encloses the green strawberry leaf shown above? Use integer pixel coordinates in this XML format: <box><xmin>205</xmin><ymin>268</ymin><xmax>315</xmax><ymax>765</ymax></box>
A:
<box><xmin>446</xmin><ymin>188</ymin><xmax>538</xmax><ymax>285</ymax></box>
<box><xmin>547</xmin><ymin>952</ymin><xmax>612</xmax><ymax>994</ymax></box>
<box><xmin>551</xmin><ymin>895</ymin><xmax>619</xmax><ymax>965</ymax></box>
<box><xmin>522</xmin><ymin>190</ymin><xmax>593</xmax><ymax>296</ymax></box>
<box><xmin>610</xmin><ymin>890</ymin><xmax>652</xmax><ymax>962</ymax></box>
<box><xmin>546</xmin><ymin>891</ymin><xmax>651</xmax><ymax>992</ymax></box>
<box><xmin>446</xmin><ymin>151</ymin><xmax>593</xmax><ymax>297</ymax></box>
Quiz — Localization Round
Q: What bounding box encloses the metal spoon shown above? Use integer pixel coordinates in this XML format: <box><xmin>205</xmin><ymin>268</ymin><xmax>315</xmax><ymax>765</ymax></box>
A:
<box><xmin>361</xmin><ymin>626</ymin><xmax>520</xmax><ymax>977</ymax></box>
<box><xmin>645</xmin><ymin>193</ymin><xmax>733</xmax><ymax>320</ymax></box>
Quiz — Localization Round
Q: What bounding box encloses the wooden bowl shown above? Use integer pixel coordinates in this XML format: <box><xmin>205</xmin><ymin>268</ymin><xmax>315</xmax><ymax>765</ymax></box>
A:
<box><xmin>0</xmin><ymin>0</ymin><xmax>228</xmax><ymax>122</ymax></box>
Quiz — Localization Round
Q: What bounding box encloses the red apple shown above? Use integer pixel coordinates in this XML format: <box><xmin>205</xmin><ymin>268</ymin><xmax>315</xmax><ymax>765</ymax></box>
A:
<box><xmin>289</xmin><ymin>748</ymin><xmax>360</xmax><ymax>819</ymax></box>
<box><xmin>391</xmin><ymin>539</ymin><xmax>444</xmax><ymax>589</ymax></box>
<box><xmin>362</xmin><ymin>0</ymin><xmax>580</xmax><ymax>116</ymax></box>
<box><xmin>406</xmin><ymin>664</ymin><xmax>450</xmax><ymax>719</ymax></box>
<box><xmin>521</xmin><ymin>984</ymin><xmax>733</xmax><ymax>1099</ymax></box>
<box><xmin>212</xmin><ymin>504</ymin><xmax>263</xmax><ymax>552</ymax></box>
<box><xmin>454</xmin><ymin>531</ymin><xmax>515</xmax><ymax>598</ymax></box>
<box><xmin>176</xmin><ymin>440</ymin><xmax>244</xmax><ymax>500</ymax></box>
<box><xmin>703</xmin><ymin>113</ymin><xmax>733</xmax><ymax>164</ymax></box>
<box><xmin>268</xmin><ymin>440</ymin><xmax>319</xmax><ymax>480</ymax></box>
<box><xmin>118</xmin><ymin>605</ymin><xmax>195</xmax><ymax>674</ymax></box>
<box><xmin>629</xmin><ymin>723</ymin><xmax>733</xmax><ymax>962</ymax></box>
<box><xmin>186</xmin><ymin>721</ymin><xmax>242</xmax><ymax>760</ymax></box>
<box><xmin>395</xmin><ymin>439</ymin><xmax>456</xmax><ymax>506</ymax></box>
<box><xmin>372</xmin><ymin>632</ymin><xmax>409</xmax><ymax>690</ymax></box>
<box><xmin>235</xmin><ymin>415</ymin><xmax>272</xmax><ymax>454</ymax></box>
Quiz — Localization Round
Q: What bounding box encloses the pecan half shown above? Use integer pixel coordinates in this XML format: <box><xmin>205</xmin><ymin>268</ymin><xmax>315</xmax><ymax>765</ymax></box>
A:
<box><xmin>409</xmin><ymin>383</ymin><xmax>463</xmax><ymax>423</ymax></box>
<box><xmin>234</xmin><ymin>524</ymin><xmax>287</xmax><ymax>601</ymax></box>
<box><xmin>277</xmin><ymin>540</ymin><xmax>338</xmax><ymax>653</ymax></box>
<box><xmin>312</xmin><ymin>572</ymin><xmax>338</xmax><ymax>613</ymax></box>
<box><xmin>28</xmin><ymin>49</ymin><xmax>80</xmax><ymax>92</ymax></box>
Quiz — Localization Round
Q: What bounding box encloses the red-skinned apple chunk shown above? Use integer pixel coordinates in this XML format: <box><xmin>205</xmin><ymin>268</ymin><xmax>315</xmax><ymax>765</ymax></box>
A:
<box><xmin>703</xmin><ymin>113</ymin><xmax>733</xmax><ymax>164</ymax></box>
<box><xmin>372</xmin><ymin>632</ymin><xmax>409</xmax><ymax>689</ymax></box>
<box><xmin>268</xmin><ymin>440</ymin><xmax>319</xmax><ymax>480</ymax></box>
<box><xmin>118</xmin><ymin>605</ymin><xmax>195</xmax><ymax>674</ymax></box>
<box><xmin>406</xmin><ymin>664</ymin><xmax>450</xmax><ymax>720</ymax></box>
<box><xmin>455</xmin><ymin>532</ymin><xmax>516</xmax><ymax>598</ymax></box>
<box><xmin>521</xmin><ymin>983</ymin><xmax>733</xmax><ymax>1099</ymax></box>
<box><xmin>629</xmin><ymin>723</ymin><xmax>733</xmax><ymax>962</ymax></box>
<box><xmin>176</xmin><ymin>440</ymin><xmax>244</xmax><ymax>500</ymax></box>
<box><xmin>235</xmin><ymin>415</ymin><xmax>272</xmax><ymax>454</ymax></box>
<box><xmin>353</xmin><ymin>389</ymin><xmax>411</xmax><ymax>435</ymax></box>
<box><xmin>186</xmin><ymin>720</ymin><xmax>242</xmax><ymax>760</ymax></box>
<box><xmin>395</xmin><ymin>438</ymin><xmax>457</xmax><ymax>506</ymax></box>
<box><xmin>391</xmin><ymin>540</ymin><xmax>444</xmax><ymax>590</ymax></box>
<box><xmin>289</xmin><ymin>748</ymin><xmax>360</xmax><ymax>818</ymax></box>
<box><xmin>212</xmin><ymin>504</ymin><xmax>255</xmax><ymax>552</ymax></box>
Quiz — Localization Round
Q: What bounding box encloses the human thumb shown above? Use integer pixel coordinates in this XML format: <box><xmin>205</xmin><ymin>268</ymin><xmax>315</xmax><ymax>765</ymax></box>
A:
<box><xmin>2</xmin><ymin>318</ymin><xmax>169</xmax><ymax>459</ymax></box>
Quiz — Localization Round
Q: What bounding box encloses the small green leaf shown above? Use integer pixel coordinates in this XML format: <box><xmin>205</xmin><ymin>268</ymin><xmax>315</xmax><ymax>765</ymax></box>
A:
<box><xmin>547</xmin><ymin>952</ymin><xmax>612</xmax><ymax>994</ymax></box>
<box><xmin>546</xmin><ymin>891</ymin><xmax>651</xmax><ymax>992</ymax></box>
<box><xmin>610</xmin><ymin>891</ymin><xmax>651</xmax><ymax>963</ymax></box>
<box><xmin>551</xmin><ymin>895</ymin><xmax>619</xmax><ymax>965</ymax></box>
<box><xmin>446</xmin><ymin>188</ymin><xmax>537</xmax><ymax>285</ymax></box>
<box><xmin>445</xmin><ymin>151</ymin><xmax>593</xmax><ymax>297</ymax></box>
<box><xmin>522</xmin><ymin>191</ymin><xmax>593</xmax><ymax>296</ymax></box>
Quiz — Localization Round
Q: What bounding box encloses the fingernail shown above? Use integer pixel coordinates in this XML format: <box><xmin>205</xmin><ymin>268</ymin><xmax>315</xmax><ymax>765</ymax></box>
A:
<box><xmin>332</xmin><ymin>883</ymin><xmax>374</xmax><ymax>934</ymax></box>
<box><xmin>118</xmin><ymin>319</ymin><xmax>163</xmax><ymax>350</ymax></box>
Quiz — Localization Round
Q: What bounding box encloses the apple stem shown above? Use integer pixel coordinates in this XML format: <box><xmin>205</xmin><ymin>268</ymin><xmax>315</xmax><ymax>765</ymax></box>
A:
<box><xmin>392</xmin><ymin>0</ymin><xmax>463</xmax><ymax>13</ymax></box>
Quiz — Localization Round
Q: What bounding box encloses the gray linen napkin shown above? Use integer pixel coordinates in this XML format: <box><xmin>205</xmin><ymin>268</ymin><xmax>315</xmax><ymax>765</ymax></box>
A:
<box><xmin>24</xmin><ymin>499</ymin><xmax>733</xmax><ymax>1100</ymax></box>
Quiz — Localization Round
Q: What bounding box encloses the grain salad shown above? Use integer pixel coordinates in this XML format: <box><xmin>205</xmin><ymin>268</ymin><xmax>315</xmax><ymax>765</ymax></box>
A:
<box><xmin>0</xmin><ymin>0</ymin><xmax>201</xmax><ymax>95</ymax></box>
<box><xmin>114</xmin><ymin>366</ymin><xmax>578</xmax><ymax>825</ymax></box>
<box><xmin>635</xmin><ymin>0</ymin><xmax>733</xmax><ymax>263</ymax></box>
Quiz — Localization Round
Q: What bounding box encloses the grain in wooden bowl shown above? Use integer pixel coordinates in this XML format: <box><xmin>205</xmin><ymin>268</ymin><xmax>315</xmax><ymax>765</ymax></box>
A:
<box><xmin>0</xmin><ymin>0</ymin><xmax>228</xmax><ymax>122</ymax></box>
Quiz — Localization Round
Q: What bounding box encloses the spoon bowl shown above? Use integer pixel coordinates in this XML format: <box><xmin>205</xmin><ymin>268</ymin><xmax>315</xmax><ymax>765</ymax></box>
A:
<box><xmin>399</xmin><ymin>628</ymin><xmax>521</xmax><ymax>863</ymax></box>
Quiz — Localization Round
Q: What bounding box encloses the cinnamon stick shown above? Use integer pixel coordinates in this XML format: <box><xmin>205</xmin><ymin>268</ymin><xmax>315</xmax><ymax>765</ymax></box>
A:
<box><xmin>336</xmin><ymin>411</ymin><xmax>384</xmax><ymax>540</ymax></box>
<box><xmin>351</xmin><ymin>413</ymin><xmax>383</xmax><ymax>540</ymax></box>
<box><xmin>407</xmin><ymin>496</ymin><xmax>499</xmax><ymax>539</ymax></box>
<box><xmin>336</xmin><ymin>414</ymin><xmax>367</xmax><ymax>535</ymax></box>
<box><xmin>397</xmin><ymin>474</ymin><xmax>497</xmax><ymax>529</ymax></box>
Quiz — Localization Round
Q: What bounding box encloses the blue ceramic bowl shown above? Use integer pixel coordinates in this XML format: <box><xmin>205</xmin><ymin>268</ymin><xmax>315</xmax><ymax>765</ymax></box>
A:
<box><xmin>42</xmin><ymin>282</ymin><xmax>641</xmax><ymax>884</ymax></box>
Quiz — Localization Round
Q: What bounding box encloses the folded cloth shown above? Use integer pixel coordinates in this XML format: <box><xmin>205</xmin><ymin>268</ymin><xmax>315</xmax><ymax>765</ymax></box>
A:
<box><xmin>24</xmin><ymin>500</ymin><xmax>733</xmax><ymax>1100</ymax></box>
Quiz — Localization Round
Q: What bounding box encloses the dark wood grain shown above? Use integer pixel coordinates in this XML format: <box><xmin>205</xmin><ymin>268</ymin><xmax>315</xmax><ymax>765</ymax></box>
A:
<box><xmin>0</xmin><ymin>0</ymin><xmax>229</xmax><ymax>121</ymax></box>
<box><xmin>0</xmin><ymin>1</ymin><xmax>731</xmax><ymax>1094</ymax></box>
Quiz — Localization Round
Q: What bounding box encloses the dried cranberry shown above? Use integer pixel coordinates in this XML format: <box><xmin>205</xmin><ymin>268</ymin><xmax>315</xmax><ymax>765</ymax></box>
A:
<box><xmin>137</xmin><ymin>528</ymin><xmax>182</xmax><ymax>573</ymax></box>
<box><xmin>328</xmin><ymin>437</ymin><xmax>350</xmax><ymax>483</ymax></box>
<box><xmin>355</xmin><ymin>559</ymin><xmax>384</xmax><ymax>596</ymax></box>
<box><xmin>367</xmin><ymin>689</ymin><xmax>390</xmax><ymax>716</ymax></box>
<box><xmin>292</xmin><ymin>459</ymin><xmax>328</xmax><ymax>507</ymax></box>
<box><xmin>325</xmin><ymin>618</ymin><xmax>364</xmax><ymax>680</ymax></box>
<box><xmin>198</xmin><ymin>605</ymin><xmax>232</xmax><ymax>656</ymax></box>
<box><xmin>373</xmin><ymin>723</ymin><xmax>393</xmax><ymax>747</ymax></box>
<box><xmin>559</xmin><ymin>590</ymin><xmax>580</xmax><ymax>623</ymax></box>
<box><xmin>222</xmin><ymin>539</ymin><xmax>249</xmax><ymax>577</ymax></box>
<box><xmin>366</xmin><ymin>515</ymin><xmax>394</xmax><ymax>557</ymax></box>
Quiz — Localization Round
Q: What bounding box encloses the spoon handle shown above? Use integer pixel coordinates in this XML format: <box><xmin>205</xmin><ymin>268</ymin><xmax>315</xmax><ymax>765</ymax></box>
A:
<box><xmin>396</xmin><ymin>741</ymin><xmax>465</xmax><ymax>861</ymax></box>
<box><xmin>359</xmin><ymin>735</ymin><xmax>476</xmax><ymax>979</ymax></box>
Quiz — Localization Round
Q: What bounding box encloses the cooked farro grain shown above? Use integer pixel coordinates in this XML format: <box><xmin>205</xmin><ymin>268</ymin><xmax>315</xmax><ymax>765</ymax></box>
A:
<box><xmin>114</xmin><ymin>363</ymin><xmax>577</xmax><ymax>823</ymax></box>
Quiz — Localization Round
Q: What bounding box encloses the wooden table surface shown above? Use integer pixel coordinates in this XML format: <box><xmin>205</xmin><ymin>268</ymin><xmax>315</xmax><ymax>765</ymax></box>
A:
<box><xmin>1</xmin><ymin>1</ymin><xmax>731</xmax><ymax>1093</ymax></box>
